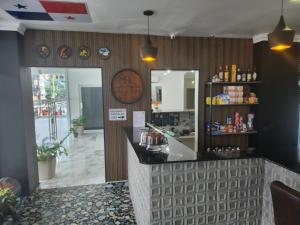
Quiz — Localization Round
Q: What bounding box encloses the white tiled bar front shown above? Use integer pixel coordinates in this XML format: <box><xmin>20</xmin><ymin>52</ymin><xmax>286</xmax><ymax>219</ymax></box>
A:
<box><xmin>128</xmin><ymin>141</ymin><xmax>265</xmax><ymax>225</ymax></box>
<box><xmin>261</xmin><ymin>160</ymin><xmax>300</xmax><ymax>225</ymax></box>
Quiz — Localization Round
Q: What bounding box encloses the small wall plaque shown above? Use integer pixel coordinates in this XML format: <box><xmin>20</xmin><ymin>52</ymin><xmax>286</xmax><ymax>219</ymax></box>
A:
<box><xmin>57</xmin><ymin>45</ymin><xmax>72</xmax><ymax>59</ymax></box>
<box><xmin>109</xmin><ymin>108</ymin><xmax>127</xmax><ymax>121</ymax></box>
<box><xmin>37</xmin><ymin>45</ymin><xmax>50</xmax><ymax>58</ymax></box>
<box><xmin>78</xmin><ymin>45</ymin><xmax>90</xmax><ymax>59</ymax></box>
<box><xmin>97</xmin><ymin>47</ymin><xmax>111</xmax><ymax>60</ymax></box>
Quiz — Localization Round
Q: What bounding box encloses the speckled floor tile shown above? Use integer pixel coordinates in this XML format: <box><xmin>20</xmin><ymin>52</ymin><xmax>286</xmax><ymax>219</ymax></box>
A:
<box><xmin>4</xmin><ymin>182</ymin><xmax>136</xmax><ymax>225</ymax></box>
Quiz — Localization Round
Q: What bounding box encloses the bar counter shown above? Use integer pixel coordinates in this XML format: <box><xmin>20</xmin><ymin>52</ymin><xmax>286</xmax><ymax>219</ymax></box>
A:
<box><xmin>123</xmin><ymin>127</ymin><xmax>261</xmax><ymax>165</ymax></box>
<box><xmin>124</xmin><ymin>127</ymin><xmax>300</xmax><ymax>225</ymax></box>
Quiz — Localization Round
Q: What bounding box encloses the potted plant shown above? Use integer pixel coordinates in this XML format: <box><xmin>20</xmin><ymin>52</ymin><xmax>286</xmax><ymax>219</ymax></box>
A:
<box><xmin>0</xmin><ymin>188</ymin><xmax>17</xmax><ymax>223</ymax></box>
<box><xmin>69</xmin><ymin>127</ymin><xmax>79</xmax><ymax>138</ymax></box>
<box><xmin>37</xmin><ymin>136</ymin><xmax>68</xmax><ymax>180</ymax></box>
<box><xmin>72</xmin><ymin>116</ymin><xmax>86</xmax><ymax>135</ymax></box>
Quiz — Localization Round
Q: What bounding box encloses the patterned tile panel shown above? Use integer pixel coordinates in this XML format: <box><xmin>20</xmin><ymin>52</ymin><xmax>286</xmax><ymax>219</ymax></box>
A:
<box><xmin>261</xmin><ymin>160</ymin><xmax>300</xmax><ymax>225</ymax></box>
<box><xmin>147</xmin><ymin>158</ymin><xmax>263</xmax><ymax>225</ymax></box>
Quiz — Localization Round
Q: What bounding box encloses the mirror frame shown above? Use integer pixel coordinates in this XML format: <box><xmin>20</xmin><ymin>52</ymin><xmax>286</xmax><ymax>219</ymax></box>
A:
<box><xmin>149</xmin><ymin>69</ymin><xmax>200</xmax><ymax>152</ymax></box>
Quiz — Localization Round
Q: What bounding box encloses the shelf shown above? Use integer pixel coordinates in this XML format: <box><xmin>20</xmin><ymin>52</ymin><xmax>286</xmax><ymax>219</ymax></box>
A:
<box><xmin>206</xmin><ymin>81</ymin><xmax>262</xmax><ymax>85</ymax></box>
<box><xmin>206</xmin><ymin>130</ymin><xmax>258</xmax><ymax>136</ymax></box>
<box><xmin>206</xmin><ymin>103</ymin><xmax>259</xmax><ymax>107</ymax></box>
<box><xmin>152</xmin><ymin>110</ymin><xmax>195</xmax><ymax>114</ymax></box>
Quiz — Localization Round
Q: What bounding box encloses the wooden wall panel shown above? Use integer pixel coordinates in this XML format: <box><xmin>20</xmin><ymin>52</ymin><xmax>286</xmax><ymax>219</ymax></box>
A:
<box><xmin>23</xmin><ymin>30</ymin><xmax>253</xmax><ymax>181</ymax></box>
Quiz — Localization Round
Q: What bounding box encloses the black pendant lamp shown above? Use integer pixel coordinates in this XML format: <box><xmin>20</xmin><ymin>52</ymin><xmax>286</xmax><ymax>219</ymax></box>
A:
<box><xmin>140</xmin><ymin>10</ymin><xmax>158</xmax><ymax>62</ymax></box>
<box><xmin>268</xmin><ymin>0</ymin><xmax>295</xmax><ymax>51</ymax></box>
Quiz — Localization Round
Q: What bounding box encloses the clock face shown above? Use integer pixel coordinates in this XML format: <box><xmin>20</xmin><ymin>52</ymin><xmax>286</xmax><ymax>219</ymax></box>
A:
<box><xmin>111</xmin><ymin>69</ymin><xmax>144</xmax><ymax>104</ymax></box>
<box><xmin>78</xmin><ymin>46</ymin><xmax>90</xmax><ymax>59</ymax></box>
<box><xmin>97</xmin><ymin>47</ymin><xmax>111</xmax><ymax>60</ymax></box>
<box><xmin>37</xmin><ymin>45</ymin><xmax>50</xmax><ymax>58</ymax></box>
<box><xmin>57</xmin><ymin>45</ymin><xmax>72</xmax><ymax>59</ymax></box>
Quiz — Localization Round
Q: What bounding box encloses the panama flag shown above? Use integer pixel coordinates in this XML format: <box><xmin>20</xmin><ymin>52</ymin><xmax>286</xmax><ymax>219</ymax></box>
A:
<box><xmin>0</xmin><ymin>0</ymin><xmax>91</xmax><ymax>22</ymax></box>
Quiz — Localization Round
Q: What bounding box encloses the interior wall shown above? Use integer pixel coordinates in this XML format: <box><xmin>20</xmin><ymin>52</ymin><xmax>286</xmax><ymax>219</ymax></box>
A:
<box><xmin>0</xmin><ymin>31</ymin><xmax>38</xmax><ymax>195</ymax></box>
<box><xmin>67</xmin><ymin>68</ymin><xmax>102</xmax><ymax>120</ymax></box>
<box><xmin>23</xmin><ymin>30</ymin><xmax>253</xmax><ymax>181</ymax></box>
<box><xmin>151</xmin><ymin>71</ymin><xmax>185</xmax><ymax>112</ymax></box>
<box><xmin>254</xmin><ymin>41</ymin><xmax>299</xmax><ymax>169</ymax></box>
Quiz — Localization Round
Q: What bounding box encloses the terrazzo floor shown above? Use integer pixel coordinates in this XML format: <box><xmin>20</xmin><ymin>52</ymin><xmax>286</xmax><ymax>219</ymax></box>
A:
<box><xmin>3</xmin><ymin>182</ymin><xmax>136</xmax><ymax>225</ymax></box>
<box><xmin>40</xmin><ymin>129</ymin><xmax>106</xmax><ymax>189</ymax></box>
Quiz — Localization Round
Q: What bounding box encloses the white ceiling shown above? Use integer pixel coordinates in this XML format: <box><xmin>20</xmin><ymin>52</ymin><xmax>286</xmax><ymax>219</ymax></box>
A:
<box><xmin>0</xmin><ymin>0</ymin><xmax>300</xmax><ymax>39</ymax></box>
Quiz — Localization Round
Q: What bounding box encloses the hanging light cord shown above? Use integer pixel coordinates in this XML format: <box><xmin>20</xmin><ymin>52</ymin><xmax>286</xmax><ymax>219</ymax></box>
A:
<box><xmin>281</xmin><ymin>0</ymin><xmax>283</xmax><ymax>15</ymax></box>
<box><xmin>147</xmin><ymin>16</ymin><xmax>150</xmax><ymax>37</ymax></box>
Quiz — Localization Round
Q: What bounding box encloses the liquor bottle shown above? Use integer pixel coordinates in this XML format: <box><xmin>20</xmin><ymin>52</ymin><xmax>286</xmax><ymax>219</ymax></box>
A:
<box><xmin>218</xmin><ymin>66</ymin><xmax>223</xmax><ymax>81</ymax></box>
<box><xmin>252</xmin><ymin>67</ymin><xmax>258</xmax><ymax>81</ymax></box>
<box><xmin>247</xmin><ymin>68</ymin><xmax>252</xmax><ymax>82</ymax></box>
<box><xmin>231</xmin><ymin>64</ymin><xmax>237</xmax><ymax>82</ymax></box>
<box><xmin>224</xmin><ymin>65</ymin><xmax>230</xmax><ymax>82</ymax></box>
<box><xmin>236</xmin><ymin>68</ymin><xmax>242</xmax><ymax>82</ymax></box>
<box><xmin>241</xmin><ymin>71</ymin><xmax>247</xmax><ymax>82</ymax></box>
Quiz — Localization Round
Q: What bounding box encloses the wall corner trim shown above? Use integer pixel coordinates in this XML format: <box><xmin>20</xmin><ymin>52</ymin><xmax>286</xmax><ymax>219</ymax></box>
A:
<box><xmin>0</xmin><ymin>22</ymin><xmax>27</xmax><ymax>35</ymax></box>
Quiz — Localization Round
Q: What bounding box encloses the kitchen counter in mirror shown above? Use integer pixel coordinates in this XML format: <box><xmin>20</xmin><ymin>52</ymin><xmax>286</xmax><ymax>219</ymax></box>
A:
<box><xmin>123</xmin><ymin>127</ymin><xmax>261</xmax><ymax>165</ymax></box>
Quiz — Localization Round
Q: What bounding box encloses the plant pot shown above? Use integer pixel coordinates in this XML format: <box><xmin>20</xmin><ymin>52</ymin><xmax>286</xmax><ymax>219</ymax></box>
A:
<box><xmin>73</xmin><ymin>132</ymin><xmax>78</xmax><ymax>138</ymax></box>
<box><xmin>38</xmin><ymin>156</ymin><xmax>56</xmax><ymax>180</ymax></box>
<box><xmin>77</xmin><ymin>126</ymin><xmax>84</xmax><ymax>135</ymax></box>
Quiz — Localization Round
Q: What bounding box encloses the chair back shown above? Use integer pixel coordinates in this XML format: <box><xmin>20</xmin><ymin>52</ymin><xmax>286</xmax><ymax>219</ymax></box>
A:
<box><xmin>270</xmin><ymin>181</ymin><xmax>300</xmax><ymax>225</ymax></box>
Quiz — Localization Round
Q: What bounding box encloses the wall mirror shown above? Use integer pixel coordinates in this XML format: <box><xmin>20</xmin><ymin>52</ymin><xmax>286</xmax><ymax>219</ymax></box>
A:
<box><xmin>150</xmin><ymin>70</ymin><xmax>199</xmax><ymax>151</ymax></box>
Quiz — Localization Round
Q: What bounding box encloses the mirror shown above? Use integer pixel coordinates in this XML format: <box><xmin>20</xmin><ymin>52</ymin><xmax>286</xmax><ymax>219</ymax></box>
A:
<box><xmin>151</xmin><ymin>70</ymin><xmax>199</xmax><ymax>151</ymax></box>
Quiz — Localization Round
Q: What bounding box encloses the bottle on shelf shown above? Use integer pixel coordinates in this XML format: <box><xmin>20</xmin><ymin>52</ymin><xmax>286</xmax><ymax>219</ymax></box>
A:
<box><xmin>231</xmin><ymin>64</ymin><xmax>237</xmax><ymax>82</ymax></box>
<box><xmin>241</xmin><ymin>71</ymin><xmax>247</xmax><ymax>82</ymax></box>
<box><xmin>218</xmin><ymin>66</ymin><xmax>223</xmax><ymax>81</ymax></box>
<box><xmin>247</xmin><ymin>68</ymin><xmax>252</xmax><ymax>82</ymax></box>
<box><xmin>252</xmin><ymin>67</ymin><xmax>258</xmax><ymax>81</ymax></box>
<box><xmin>236</xmin><ymin>68</ymin><xmax>242</xmax><ymax>82</ymax></box>
<box><xmin>224</xmin><ymin>65</ymin><xmax>230</xmax><ymax>82</ymax></box>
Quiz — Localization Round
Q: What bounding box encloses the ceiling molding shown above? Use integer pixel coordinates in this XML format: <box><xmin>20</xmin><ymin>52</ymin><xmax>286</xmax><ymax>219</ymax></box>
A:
<box><xmin>0</xmin><ymin>21</ymin><xmax>27</xmax><ymax>35</ymax></box>
<box><xmin>1</xmin><ymin>21</ymin><xmax>300</xmax><ymax>44</ymax></box>
<box><xmin>253</xmin><ymin>33</ymin><xmax>300</xmax><ymax>43</ymax></box>
<box><xmin>252</xmin><ymin>33</ymin><xmax>268</xmax><ymax>43</ymax></box>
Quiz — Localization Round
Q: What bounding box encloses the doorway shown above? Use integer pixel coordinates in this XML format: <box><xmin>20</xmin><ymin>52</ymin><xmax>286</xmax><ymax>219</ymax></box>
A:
<box><xmin>31</xmin><ymin>67</ymin><xmax>105</xmax><ymax>189</ymax></box>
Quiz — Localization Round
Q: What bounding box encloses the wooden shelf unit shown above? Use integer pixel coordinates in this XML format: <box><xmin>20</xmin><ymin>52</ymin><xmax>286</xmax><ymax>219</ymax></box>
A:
<box><xmin>205</xmin><ymin>81</ymin><xmax>260</xmax><ymax>153</ymax></box>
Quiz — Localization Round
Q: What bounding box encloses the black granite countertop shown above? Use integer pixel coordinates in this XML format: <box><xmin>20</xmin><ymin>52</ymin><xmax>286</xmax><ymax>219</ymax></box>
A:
<box><xmin>123</xmin><ymin>127</ymin><xmax>262</xmax><ymax>165</ymax></box>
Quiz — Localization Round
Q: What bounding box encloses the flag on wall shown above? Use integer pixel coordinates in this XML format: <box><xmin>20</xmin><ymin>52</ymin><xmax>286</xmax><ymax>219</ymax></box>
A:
<box><xmin>0</xmin><ymin>0</ymin><xmax>91</xmax><ymax>22</ymax></box>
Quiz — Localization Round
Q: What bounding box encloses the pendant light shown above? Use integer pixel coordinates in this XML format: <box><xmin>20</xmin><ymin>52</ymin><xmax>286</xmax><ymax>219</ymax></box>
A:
<box><xmin>268</xmin><ymin>0</ymin><xmax>295</xmax><ymax>51</ymax></box>
<box><xmin>140</xmin><ymin>10</ymin><xmax>158</xmax><ymax>62</ymax></box>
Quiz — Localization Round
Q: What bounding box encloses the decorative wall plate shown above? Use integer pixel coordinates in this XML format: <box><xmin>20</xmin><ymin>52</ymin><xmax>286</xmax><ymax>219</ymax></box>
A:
<box><xmin>78</xmin><ymin>45</ymin><xmax>90</xmax><ymax>59</ymax></box>
<box><xmin>57</xmin><ymin>45</ymin><xmax>72</xmax><ymax>59</ymax></box>
<box><xmin>111</xmin><ymin>69</ymin><xmax>144</xmax><ymax>104</ymax></box>
<box><xmin>37</xmin><ymin>45</ymin><xmax>50</xmax><ymax>58</ymax></box>
<box><xmin>97</xmin><ymin>47</ymin><xmax>111</xmax><ymax>60</ymax></box>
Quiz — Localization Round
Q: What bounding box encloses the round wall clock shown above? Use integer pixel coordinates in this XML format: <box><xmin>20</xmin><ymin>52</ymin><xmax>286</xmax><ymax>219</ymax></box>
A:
<box><xmin>37</xmin><ymin>45</ymin><xmax>50</xmax><ymax>58</ymax></box>
<box><xmin>57</xmin><ymin>45</ymin><xmax>72</xmax><ymax>59</ymax></box>
<box><xmin>97</xmin><ymin>47</ymin><xmax>111</xmax><ymax>60</ymax></box>
<box><xmin>78</xmin><ymin>45</ymin><xmax>90</xmax><ymax>59</ymax></box>
<box><xmin>111</xmin><ymin>69</ymin><xmax>144</xmax><ymax>104</ymax></box>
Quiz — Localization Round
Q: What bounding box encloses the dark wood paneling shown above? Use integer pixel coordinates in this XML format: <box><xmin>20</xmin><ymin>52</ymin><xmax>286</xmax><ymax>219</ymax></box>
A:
<box><xmin>254</xmin><ymin>42</ymin><xmax>299</xmax><ymax>168</ymax></box>
<box><xmin>23</xmin><ymin>30</ymin><xmax>253</xmax><ymax>181</ymax></box>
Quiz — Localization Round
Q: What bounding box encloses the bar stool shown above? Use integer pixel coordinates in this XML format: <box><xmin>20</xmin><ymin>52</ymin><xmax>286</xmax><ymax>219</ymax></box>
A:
<box><xmin>270</xmin><ymin>181</ymin><xmax>300</xmax><ymax>225</ymax></box>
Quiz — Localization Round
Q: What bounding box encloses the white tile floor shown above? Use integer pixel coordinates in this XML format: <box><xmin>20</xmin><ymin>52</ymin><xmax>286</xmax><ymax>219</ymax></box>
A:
<box><xmin>39</xmin><ymin>129</ymin><xmax>106</xmax><ymax>189</ymax></box>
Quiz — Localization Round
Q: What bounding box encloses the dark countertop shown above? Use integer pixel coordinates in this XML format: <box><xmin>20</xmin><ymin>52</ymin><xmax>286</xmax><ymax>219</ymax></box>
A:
<box><xmin>123</xmin><ymin>127</ymin><xmax>262</xmax><ymax>165</ymax></box>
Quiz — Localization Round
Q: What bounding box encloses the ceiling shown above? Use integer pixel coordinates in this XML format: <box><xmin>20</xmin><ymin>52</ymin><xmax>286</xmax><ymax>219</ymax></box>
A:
<box><xmin>0</xmin><ymin>0</ymin><xmax>300</xmax><ymax>39</ymax></box>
